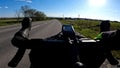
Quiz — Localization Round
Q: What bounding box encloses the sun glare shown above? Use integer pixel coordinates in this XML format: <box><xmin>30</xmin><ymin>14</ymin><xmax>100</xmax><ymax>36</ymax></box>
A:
<box><xmin>88</xmin><ymin>0</ymin><xmax>106</xmax><ymax>7</ymax></box>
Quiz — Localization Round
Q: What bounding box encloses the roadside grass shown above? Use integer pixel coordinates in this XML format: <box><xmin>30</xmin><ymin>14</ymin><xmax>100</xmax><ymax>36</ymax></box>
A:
<box><xmin>60</xmin><ymin>19</ymin><xmax>120</xmax><ymax>38</ymax></box>
<box><xmin>60</xmin><ymin>19</ymin><xmax>100</xmax><ymax>39</ymax></box>
<box><xmin>0</xmin><ymin>18</ymin><xmax>47</xmax><ymax>26</ymax></box>
<box><xmin>0</xmin><ymin>19</ymin><xmax>21</xmax><ymax>26</ymax></box>
<box><xmin>60</xmin><ymin>19</ymin><xmax>120</xmax><ymax>58</ymax></box>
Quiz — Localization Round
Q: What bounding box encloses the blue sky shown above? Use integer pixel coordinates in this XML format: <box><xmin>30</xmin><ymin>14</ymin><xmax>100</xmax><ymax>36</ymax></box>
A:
<box><xmin>0</xmin><ymin>0</ymin><xmax>120</xmax><ymax>21</ymax></box>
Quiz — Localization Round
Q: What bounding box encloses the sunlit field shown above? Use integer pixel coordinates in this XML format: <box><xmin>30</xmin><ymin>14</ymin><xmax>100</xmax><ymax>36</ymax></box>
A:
<box><xmin>61</xmin><ymin>19</ymin><xmax>120</xmax><ymax>38</ymax></box>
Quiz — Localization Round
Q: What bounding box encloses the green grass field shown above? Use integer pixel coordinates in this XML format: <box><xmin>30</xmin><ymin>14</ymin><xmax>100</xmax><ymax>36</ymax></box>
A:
<box><xmin>60</xmin><ymin>19</ymin><xmax>120</xmax><ymax>39</ymax></box>
<box><xmin>60</xmin><ymin>19</ymin><xmax>120</xmax><ymax>58</ymax></box>
<box><xmin>0</xmin><ymin>19</ymin><xmax>21</xmax><ymax>26</ymax></box>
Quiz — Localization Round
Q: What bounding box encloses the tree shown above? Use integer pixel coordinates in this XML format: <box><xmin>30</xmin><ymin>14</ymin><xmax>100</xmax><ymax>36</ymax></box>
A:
<box><xmin>15</xmin><ymin>10</ymin><xmax>21</xmax><ymax>22</ymax></box>
<box><xmin>20</xmin><ymin>5</ymin><xmax>46</xmax><ymax>21</ymax></box>
<box><xmin>34</xmin><ymin>11</ymin><xmax>47</xmax><ymax>21</ymax></box>
<box><xmin>21</xmin><ymin>5</ymin><xmax>31</xmax><ymax>17</ymax></box>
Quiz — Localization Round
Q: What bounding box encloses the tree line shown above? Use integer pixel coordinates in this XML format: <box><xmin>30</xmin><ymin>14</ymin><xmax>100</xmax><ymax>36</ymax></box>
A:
<box><xmin>16</xmin><ymin>5</ymin><xmax>47</xmax><ymax>21</ymax></box>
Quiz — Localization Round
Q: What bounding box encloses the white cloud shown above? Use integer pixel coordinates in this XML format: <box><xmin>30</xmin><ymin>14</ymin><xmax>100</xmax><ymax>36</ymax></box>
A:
<box><xmin>5</xmin><ymin>6</ymin><xmax>8</xmax><ymax>8</ymax></box>
<box><xmin>16</xmin><ymin>0</ymin><xmax>32</xmax><ymax>3</ymax></box>
<box><xmin>26</xmin><ymin>0</ymin><xmax>32</xmax><ymax>3</ymax></box>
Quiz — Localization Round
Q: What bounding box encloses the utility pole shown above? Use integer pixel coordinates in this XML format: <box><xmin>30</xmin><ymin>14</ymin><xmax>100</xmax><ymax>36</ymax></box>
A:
<box><xmin>78</xmin><ymin>14</ymin><xmax>80</xmax><ymax>20</ymax></box>
<box><xmin>62</xmin><ymin>14</ymin><xmax>65</xmax><ymax>20</ymax></box>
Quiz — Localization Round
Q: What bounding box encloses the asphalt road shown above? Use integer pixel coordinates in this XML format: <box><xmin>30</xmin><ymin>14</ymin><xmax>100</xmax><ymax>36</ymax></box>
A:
<box><xmin>0</xmin><ymin>19</ymin><xmax>120</xmax><ymax>68</ymax></box>
<box><xmin>0</xmin><ymin>19</ymin><xmax>62</xmax><ymax>68</ymax></box>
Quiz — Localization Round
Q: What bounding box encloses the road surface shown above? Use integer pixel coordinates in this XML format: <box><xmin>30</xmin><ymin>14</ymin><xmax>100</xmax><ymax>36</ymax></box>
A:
<box><xmin>0</xmin><ymin>19</ymin><xmax>120</xmax><ymax>68</ymax></box>
<box><xmin>0</xmin><ymin>19</ymin><xmax>62</xmax><ymax>68</ymax></box>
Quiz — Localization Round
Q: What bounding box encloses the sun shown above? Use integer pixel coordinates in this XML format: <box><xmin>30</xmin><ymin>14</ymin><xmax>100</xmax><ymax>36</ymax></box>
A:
<box><xmin>88</xmin><ymin>0</ymin><xmax>106</xmax><ymax>7</ymax></box>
